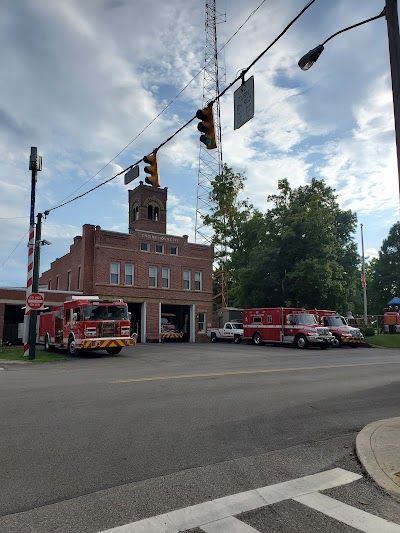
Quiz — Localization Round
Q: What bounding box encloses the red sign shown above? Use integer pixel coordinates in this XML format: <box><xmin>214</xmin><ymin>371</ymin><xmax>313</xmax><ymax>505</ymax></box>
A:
<box><xmin>26</xmin><ymin>293</ymin><xmax>45</xmax><ymax>311</ymax></box>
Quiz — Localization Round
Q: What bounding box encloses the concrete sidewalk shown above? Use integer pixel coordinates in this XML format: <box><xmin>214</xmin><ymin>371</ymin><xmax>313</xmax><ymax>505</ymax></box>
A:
<box><xmin>356</xmin><ymin>417</ymin><xmax>400</xmax><ymax>501</ymax></box>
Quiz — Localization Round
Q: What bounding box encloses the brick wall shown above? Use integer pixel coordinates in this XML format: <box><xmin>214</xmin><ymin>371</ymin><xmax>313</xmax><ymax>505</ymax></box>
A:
<box><xmin>39</xmin><ymin>236</ymin><xmax>84</xmax><ymax>292</ymax></box>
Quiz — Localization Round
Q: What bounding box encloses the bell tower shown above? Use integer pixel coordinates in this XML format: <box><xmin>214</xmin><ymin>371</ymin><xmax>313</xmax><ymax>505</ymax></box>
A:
<box><xmin>128</xmin><ymin>182</ymin><xmax>167</xmax><ymax>234</ymax></box>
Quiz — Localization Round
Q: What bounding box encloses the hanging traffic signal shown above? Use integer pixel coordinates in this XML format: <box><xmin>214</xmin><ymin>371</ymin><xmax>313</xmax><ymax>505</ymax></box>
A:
<box><xmin>196</xmin><ymin>105</ymin><xmax>217</xmax><ymax>149</ymax></box>
<box><xmin>143</xmin><ymin>152</ymin><xmax>160</xmax><ymax>187</ymax></box>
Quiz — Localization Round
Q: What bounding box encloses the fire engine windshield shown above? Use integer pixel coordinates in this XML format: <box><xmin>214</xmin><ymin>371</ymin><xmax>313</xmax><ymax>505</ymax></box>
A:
<box><xmin>292</xmin><ymin>314</ymin><xmax>317</xmax><ymax>325</ymax></box>
<box><xmin>324</xmin><ymin>316</ymin><xmax>346</xmax><ymax>327</ymax></box>
<box><xmin>82</xmin><ymin>305</ymin><xmax>128</xmax><ymax>321</ymax></box>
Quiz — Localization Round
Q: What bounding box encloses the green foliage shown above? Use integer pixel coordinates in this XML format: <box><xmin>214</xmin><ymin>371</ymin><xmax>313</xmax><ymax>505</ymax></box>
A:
<box><xmin>359</xmin><ymin>326</ymin><xmax>375</xmax><ymax>337</ymax></box>
<box><xmin>367</xmin><ymin>222</ymin><xmax>400</xmax><ymax>313</ymax></box>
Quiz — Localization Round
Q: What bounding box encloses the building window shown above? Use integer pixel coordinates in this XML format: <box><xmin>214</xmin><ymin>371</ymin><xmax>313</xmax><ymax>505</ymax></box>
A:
<box><xmin>267</xmin><ymin>315</ymin><xmax>272</xmax><ymax>323</ymax></box>
<box><xmin>156</xmin><ymin>244</ymin><xmax>164</xmax><ymax>254</ymax></box>
<box><xmin>149</xmin><ymin>266</ymin><xmax>157</xmax><ymax>287</ymax></box>
<box><xmin>67</xmin><ymin>271</ymin><xmax>71</xmax><ymax>291</ymax></box>
<box><xmin>170</xmin><ymin>246</ymin><xmax>178</xmax><ymax>255</ymax></box>
<box><xmin>110</xmin><ymin>262</ymin><xmax>120</xmax><ymax>285</ymax></box>
<box><xmin>48</xmin><ymin>279</ymin><xmax>52</xmax><ymax>290</ymax></box>
<box><xmin>198</xmin><ymin>312</ymin><xmax>206</xmax><ymax>333</ymax></box>
<box><xmin>133</xmin><ymin>206</ymin><xmax>139</xmax><ymax>221</ymax></box>
<box><xmin>162</xmin><ymin>267</ymin><xmax>170</xmax><ymax>288</ymax></box>
<box><xmin>148</xmin><ymin>204</ymin><xmax>160</xmax><ymax>221</ymax></box>
<box><xmin>77</xmin><ymin>267</ymin><xmax>81</xmax><ymax>290</ymax></box>
<box><xmin>195</xmin><ymin>271</ymin><xmax>202</xmax><ymax>291</ymax></box>
<box><xmin>56</xmin><ymin>276</ymin><xmax>60</xmax><ymax>290</ymax></box>
<box><xmin>140</xmin><ymin>242</ymin><xmax>149</xmax><ymax>252</ymax></box>
<box><xmin>125</xmin><ymin>264</ymin><xmax>134</xmax><ymax>286</ymax></box>
<box><xmin>183</xmin><ymin>270</ymin><xmax>191</xmax><ymax>290</ymax></box>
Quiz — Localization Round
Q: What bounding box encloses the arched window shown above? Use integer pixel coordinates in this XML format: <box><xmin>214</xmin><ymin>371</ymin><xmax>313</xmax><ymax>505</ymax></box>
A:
<box><xmin>132</xmin><ymin>206</ymin><xmax>139</xmax><ymax>221</ymax></box>
<box><xmin>154</xmin><ymin>206</ymin><xmax>159</xmax><ymax>221</ymax></box>
<box><xmin>148</xmin><ymin>205</ymin><xmax>153</xmax><ymax>220</ymax></box>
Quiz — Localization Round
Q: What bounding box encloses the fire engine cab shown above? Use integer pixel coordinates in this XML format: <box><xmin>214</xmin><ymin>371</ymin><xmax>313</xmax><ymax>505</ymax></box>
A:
<box><xmin>243</xmin><ymin>307</ymin><xmax>333</xmax><ymax>349</ymax></box>
<box><xmin>38</xmin><ymin>296</ymin><xmax>134</xmax><ymax>356</ymax></box>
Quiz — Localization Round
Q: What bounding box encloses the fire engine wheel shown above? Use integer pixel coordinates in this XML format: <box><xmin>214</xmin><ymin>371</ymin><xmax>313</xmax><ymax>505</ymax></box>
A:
<box><xmin>211</xmin><ymin>333</ymin><xmax>217</xmax><ymax>343</ymax></box>
<box><xmin>252</xmin><ymin>332</ymin><xmax>263</xmax><ymax>346</ymax></box>
<box><xmin>44</xmin><ymin>334</ymin><xmax>53</xmax><ymax>352</ymax></box>
<box><xmin>332</xmin><ymin>334</ymin><xmax>342</xmax><ymax>348</ymax></box>
<box><xmin>106</xmin><ymin>347</ymin><xmax>122</xmax><ymax>355</ymax></box>
<box><xmin>295</xmin><ymin>334</ymin><xmax>308</xmax><ymax>349</ymax></box>
<box><xmin>67</xmin><ymin>337</ymin><xmax>79</xmax><ymax>356</ymax></box>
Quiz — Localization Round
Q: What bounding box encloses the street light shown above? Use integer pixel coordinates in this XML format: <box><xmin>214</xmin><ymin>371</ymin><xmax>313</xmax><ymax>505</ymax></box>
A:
<box><xmin>298</xmin><ymin>1</ymin><xmax>400</xmax><ymax>202</ymax></box>
<box><xmin>298</xmin><ymin>9</ymin><xmax>386</xmax><ymax>71</ymax></box>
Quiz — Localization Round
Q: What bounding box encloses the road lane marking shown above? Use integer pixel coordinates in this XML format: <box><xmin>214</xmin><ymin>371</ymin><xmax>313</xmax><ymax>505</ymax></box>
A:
<box><xmin>99</xmin><ymin>468</ymin><xmax>361</xmax><ymax>532</ymax></box>
<box><xmin>111</xmin><ymin>361</ymin><xmax>400</xmax><ymax>384</ymax></box>
<box><xmin>294</xmin><ymin>492</ymin><xmax>400</xmax><ymax>532</ymax></box>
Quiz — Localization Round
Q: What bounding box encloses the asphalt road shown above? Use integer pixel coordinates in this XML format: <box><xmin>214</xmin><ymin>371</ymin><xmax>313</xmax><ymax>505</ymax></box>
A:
<box><xmin>1</xmin><ymin>342</ymin><xmax>400</xmax><ymax>532</ymax></box>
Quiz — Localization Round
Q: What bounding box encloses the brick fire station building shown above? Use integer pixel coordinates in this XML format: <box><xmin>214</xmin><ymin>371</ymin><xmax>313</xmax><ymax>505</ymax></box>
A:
<box><xmin>36</xmin><ymin>182</ymin><xmax>214</xmax><ymax>343</ymax></box>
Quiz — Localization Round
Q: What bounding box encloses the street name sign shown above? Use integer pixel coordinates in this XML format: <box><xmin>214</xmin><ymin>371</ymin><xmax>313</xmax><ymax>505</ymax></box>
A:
<box><xmin>26</xmin><ymin>292</ymin><xmax>45</xmax><ymax>311</ymax></box>
<box><xmin>234</xmin><ymin>76</ymin><xmax>254</xmax><ymax>130</ymax></box>
<box><xmin>124</xmin><ymin>165</ymin><xmax>139</xmax><ymax>185</ymax></box>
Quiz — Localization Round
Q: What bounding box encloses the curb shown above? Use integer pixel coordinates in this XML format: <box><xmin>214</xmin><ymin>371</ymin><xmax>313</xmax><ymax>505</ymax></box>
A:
<box><xmin>356</xmin><ymin>417</ymin><xmax>400</xmax><ymax>501</ymax></box>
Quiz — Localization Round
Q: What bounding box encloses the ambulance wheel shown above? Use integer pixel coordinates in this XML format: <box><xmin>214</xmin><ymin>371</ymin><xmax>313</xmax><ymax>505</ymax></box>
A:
<box><xmin>106</xmin><ymin>347</ymin><xmax>122</xmax><ymax>355</ymax></box>
<box><xmin>252</xmin><ymin>332</ymin><xmax>263</xmax><ymax>346</ymax></box>
<box><xmin>44</xmin><ymin>334</ymin><xmax>54</xmax><ymax>352</ymax></box>
<box><xmin>67</xmin><ymin>337</ymin><xmax>79</xmax><ymax>356</ymax></box>
<box><xmin>211</xmin><ymin>333</ymin><xmax>217</xmax><ymax>343</ymax></box>
<box><xmin>234</xmin><ymin>335</ymin><xmax>241</xmax><ymax>344</ymax></box>
<box><xmin>295</xmin><ymin>334</ymin><xmax>308</xmax><ymax>349</ymax></box>
<box><xmin>333</xmin><ymin>334</ymin><xmax>342</xmax><ymax>348</ymax></box>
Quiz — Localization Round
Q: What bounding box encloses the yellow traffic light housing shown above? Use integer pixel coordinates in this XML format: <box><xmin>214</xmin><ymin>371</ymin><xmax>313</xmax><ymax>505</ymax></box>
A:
<box><xmin>196</xmin><ymin>105</ymin><xmax>217</xmax><ymax>149</ymax></box>
<box><xmin>143</xmin><ymin>152</ymin><xmax>160</xmax><ymax>187</ymax></box>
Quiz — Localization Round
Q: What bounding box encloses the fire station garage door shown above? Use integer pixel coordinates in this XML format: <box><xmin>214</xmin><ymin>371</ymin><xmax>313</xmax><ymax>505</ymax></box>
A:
<box><xmin>160</xmin><ymin>304</ymin><xmax>190</xmax><ymax>342</ymax></box>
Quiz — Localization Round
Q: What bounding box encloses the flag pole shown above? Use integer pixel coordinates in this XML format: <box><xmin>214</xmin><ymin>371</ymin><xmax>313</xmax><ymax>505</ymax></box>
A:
<box><xmin>360</xmin><ymin>223</ymin><xmax>368</xmax><ymax>325</ymax></box>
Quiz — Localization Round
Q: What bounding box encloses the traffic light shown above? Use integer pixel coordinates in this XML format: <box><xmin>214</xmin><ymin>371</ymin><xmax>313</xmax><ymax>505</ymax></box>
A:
<box><xmin>196</xmin><ymin>105</ymin><xmax>217</xmax><ymax>149</ymax></box>
<box><xmin>143</xmin><ymin>152</ymin><xmax>160</xmax><ymax>187</ymax></box>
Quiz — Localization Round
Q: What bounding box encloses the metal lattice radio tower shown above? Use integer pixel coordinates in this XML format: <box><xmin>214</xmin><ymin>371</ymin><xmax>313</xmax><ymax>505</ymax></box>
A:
<box><xmin>195</xmin><ymin>0</ymin><xmax>228</xmax><ymax>307</ymax></box>
<box><xmin>195</xmin><ymin>0</ymin><xmax>225</xmax><ymax>244</ymax></box>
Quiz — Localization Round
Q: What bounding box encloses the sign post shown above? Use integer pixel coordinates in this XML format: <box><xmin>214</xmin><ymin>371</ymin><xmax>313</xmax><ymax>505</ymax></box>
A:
<box><xmin>234</xmin><ymin>76</ymin><xmax>255</xmax><ymax>130</ymax></box>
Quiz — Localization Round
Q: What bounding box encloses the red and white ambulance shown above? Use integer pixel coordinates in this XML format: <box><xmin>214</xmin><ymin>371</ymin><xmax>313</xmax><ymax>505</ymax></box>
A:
<box><xmin>38</xmin><ymin>296</ymin><xmax>134</xmax><ymax>355</ymax></box>
<box><xmin>314</xmin><ymin>310</ymin><xmax>363</xmax><ymax>347</ymax></box>
<box><xmin>243</xmin><ymin>307</ymin><xmax>333</xmax><ymax>349</ymax></box>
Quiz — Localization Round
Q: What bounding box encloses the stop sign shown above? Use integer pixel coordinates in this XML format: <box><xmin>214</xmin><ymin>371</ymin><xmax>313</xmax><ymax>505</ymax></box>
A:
<box><xmin>26</xmin><ymin>293</ymin><xmax>45</xmax><ymax>311</ymax></box>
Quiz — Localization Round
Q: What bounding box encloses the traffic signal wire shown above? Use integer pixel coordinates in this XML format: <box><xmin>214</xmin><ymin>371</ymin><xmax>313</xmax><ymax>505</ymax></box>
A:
<box><xmin>45</xmin><ymin>0</ymin><xmax>317</xmax><ymax>215</ymax></box>
<box><xmin>48</xmin><ymin>0</ymin><xmax>271</xmax><ymax>211</ymax></box>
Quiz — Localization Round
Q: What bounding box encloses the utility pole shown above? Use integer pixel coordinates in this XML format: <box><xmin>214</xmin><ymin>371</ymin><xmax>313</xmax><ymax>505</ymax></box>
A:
<box><xmin>385</xmin><ymin>0</ymin><xmax>400</xmax><ymax>201</ymax></box>
<box><xmin>28</xmin><ymin>213</ymin><xmax>43</xmax><ymax>360</ymax></box>
<box><xmin>360</xmin><ymin>224</ymin><xmax>368</xmax><ymax>326</ymax></box>
<box><xmin>23</xmin><ymin>148</ymin><xmax>42</xmax><ymax>357</ymax></box>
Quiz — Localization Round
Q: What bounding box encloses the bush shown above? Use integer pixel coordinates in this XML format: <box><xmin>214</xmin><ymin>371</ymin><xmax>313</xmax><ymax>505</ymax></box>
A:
<box><xmin>358</xmin><ymin>326</ymin><xmax>375</xmax><ymax>337</ymax></box>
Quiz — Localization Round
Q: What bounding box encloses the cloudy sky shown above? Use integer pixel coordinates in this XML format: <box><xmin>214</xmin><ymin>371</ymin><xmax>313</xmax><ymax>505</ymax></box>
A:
<box><xmin>0</xmin><ymin>0</ymin><xmax>398</xmax><ymax>286</ymax></box>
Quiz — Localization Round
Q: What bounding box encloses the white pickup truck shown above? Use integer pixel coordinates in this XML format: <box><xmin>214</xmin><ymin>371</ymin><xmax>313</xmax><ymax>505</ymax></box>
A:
<box><xmin>208</xmin><ymin>322</ymin><xmax>244</xmax><ymax>344</ymax></box>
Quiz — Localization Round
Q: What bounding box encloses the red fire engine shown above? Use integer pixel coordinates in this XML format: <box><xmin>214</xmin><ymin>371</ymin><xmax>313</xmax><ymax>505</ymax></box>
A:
<box><xmin>38</xmin><ymin>296</ymin><xmax>134</xmax><ymax>355</ymax></box>
<box><xmin>314</xmin><ymin>310</ymin><xmax>363</xmax><ymax>347</ymax></box>
<box><xmin>243</xmin><ymin>307</ymin><xmax>333</xmax><ymax>349</ymax></box>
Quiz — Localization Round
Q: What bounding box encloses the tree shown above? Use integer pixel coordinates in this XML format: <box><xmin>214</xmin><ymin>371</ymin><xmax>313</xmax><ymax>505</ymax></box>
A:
<box><xmin>232</xmin><ymin>178</ymin><xmax>359</xmax><ymax>312</ymax></box>
<box><xmin>202</xmin><ymin>165</ymin><xmax>253</xmax><ymax>305</ymax></box>
<box><xmin>368</xmin><ymin>222</ymin><xmax>400</xmax><ymax>312</ymax></box>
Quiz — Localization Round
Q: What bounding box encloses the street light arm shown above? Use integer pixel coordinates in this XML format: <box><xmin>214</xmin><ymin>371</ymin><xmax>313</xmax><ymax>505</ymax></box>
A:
<box><xmin>322</xmin><ymin>8</ymin><xmax>386</xmax><ymax>46</ymax></box>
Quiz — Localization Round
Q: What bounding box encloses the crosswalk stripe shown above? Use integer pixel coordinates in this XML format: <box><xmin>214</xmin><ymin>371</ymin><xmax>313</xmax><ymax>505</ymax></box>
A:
<box><xmin>202</xmin><ymin>516</ymin><xmax>260</xmax><ymax>532</ymax></box>
<box><xmin>99</xmin><ymin>468</ymin><xmax>361</xmax><ymax>532</ymax></box>
<box><xmin>294</xmin><ymin>492</ymin><xmax>400</xmax><ymax>533</ymax></box>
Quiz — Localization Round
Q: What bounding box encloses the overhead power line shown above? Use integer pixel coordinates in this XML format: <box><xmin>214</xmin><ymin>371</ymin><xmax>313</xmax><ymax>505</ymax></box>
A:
<box><xmin>49</xmin><ymin>0</ymin><xmax>272</xmax><ymax>209</ymax></box>
<box><xmin>45</xmin><ymin>0</ymin><xmax>317</xmax><ymax>216</ymax></box>
<box><xmin>0</xmin><ymin>230</ymin><xmax>29</xmax><ymax>272</ymax></box>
